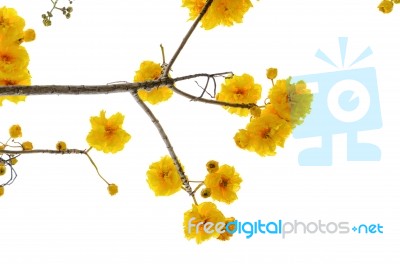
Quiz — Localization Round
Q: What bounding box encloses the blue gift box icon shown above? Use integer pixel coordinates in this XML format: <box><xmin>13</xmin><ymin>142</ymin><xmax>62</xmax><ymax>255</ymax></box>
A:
<box><xmin>291</xmin><ymin>37</ymin><xmax>382</xmax><ymax>166</ymax></box>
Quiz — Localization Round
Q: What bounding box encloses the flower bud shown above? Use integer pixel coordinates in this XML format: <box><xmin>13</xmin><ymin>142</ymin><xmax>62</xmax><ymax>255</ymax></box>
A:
<box><xmin>206</xmin><ymin>160</ymin><xmax>219</xmax><ymax>173</ymax></box>
<box><xmin>266</xmin><ymin>68</ymin><xmax>278</xmax><ymax>80</ymax></box>
<box><xmin>201</xmin><ymin>188</ymin><xmax>211</xmax><ymax>198</ymax></box>
<box><xmin>108</xmin><ymin>184</ymin><xmax>118</xmax><ymax>196</ymax></box>
<box><xmin>378</xmin><ymin>0</ymin><xmax>394</xmax><ymax>13</ymax></box>
<box><xmin>22</xmin><ymin>141</ymin><xmax>33</xmax><ymax>150</ymax></box>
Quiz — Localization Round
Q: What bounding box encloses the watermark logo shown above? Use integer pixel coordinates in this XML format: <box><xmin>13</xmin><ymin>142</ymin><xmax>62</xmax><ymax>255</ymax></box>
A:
<box><xmin>292</xmin><ymin>37</ymin><xmax>382</xmax><ymax>166</ymax></box>
<box><xmin>187</xmin><ymin>217</ymin><xmax>384</xmax><ymax>239</ymax></box>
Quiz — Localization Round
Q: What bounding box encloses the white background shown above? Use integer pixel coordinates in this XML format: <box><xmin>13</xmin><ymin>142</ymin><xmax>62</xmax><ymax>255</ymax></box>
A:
<box><xmin>1</xmin><ymin>0</ymin><xmax>399</xmax><ymax>263</ymax></box>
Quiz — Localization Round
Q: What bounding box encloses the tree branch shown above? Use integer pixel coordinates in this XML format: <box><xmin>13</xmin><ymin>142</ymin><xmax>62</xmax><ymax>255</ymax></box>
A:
<box><xmin>0</xmin><ymin>78</ymin><xmax>174</xmax><ymax>96</ymax></box>
<box><xmin>0</xmin><ymin>149</ymin><xmax>87</xmax><ymax>155</ymax></box>
<box><xmin>162</xmin><ymin>0</ymin><xmax>214</xmax><ymax>77</ymax></box>
<box><xmin>0</xmin><ymin>72</ymin><xmax>256</xmax><ymax>110</ymax></box>
<box><xmin>0</xmin><ymin>72</ymin><xmax>227</xmax><ymax>96</ymax></box>
<box><xmin>130</xmin><ymin>90</ymin><xmax>194</xmax><ymax>196</ymax></box>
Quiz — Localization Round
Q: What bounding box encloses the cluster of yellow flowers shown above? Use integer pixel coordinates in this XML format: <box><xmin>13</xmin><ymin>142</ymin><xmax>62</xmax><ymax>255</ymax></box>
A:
<box><xmin>1</xmin><ymin>3</ymin><xmax>313</xmax><ymax>243</ymax></box>
<box><xmin>144</xmin><ymin>155</ymin><xmax>241</xmax><ymax>243</ymax></box>
<box><xmin>182</xmin><ymin>0</ymin><xmax>253</xmax><ymax>30</ymax></box>
<box><xmin>203</xmin><ymin>160</ymin><xmax>242</xmax><ymax>204</ymax></box>
<box><xmin>378</xmin><ymin>0</ymin><xmax>400</xmax><ymax>13</ymax></box>
<box><xmin>131</xmin><ymin>4</ymin><xmax>312</xmax><ymax>242</ymax></box>
<box><xmin>215</xmin><ymin>70</ymin><xmax>313</xmax><ymax>156</ymax></box>
<box><xmin>146</xmin><ymin>157</ymin><xmax>242</xmax><ymax>201</ymax></box>
<box><xmin>0</xmin><ymin>6</ymin><xmax>35</xmax><ymax>106</ymax></box>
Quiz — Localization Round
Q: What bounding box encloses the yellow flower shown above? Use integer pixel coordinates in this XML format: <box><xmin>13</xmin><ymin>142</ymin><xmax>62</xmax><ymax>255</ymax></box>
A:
<box><xmin>86</xmin><ymin>110</ymin><xmax>131</xmax><ymax>154</ymax></box>
<box><xmin>9</xmin><ymin>124</ymin><xmax>22</xmax><ymax>138</ymax></box>
<box><xmin>182</xmin><ymin>0</ymin><xmax>253</xmax><ymax>30</ymax></box>
<box><xmin>0</xmin><ymin>185</ymin><xmax>4</xmax><ymax>197</ymax></box>
<box><xmin>268</xmin><ymin>78</ymin><xmax>313</xmax><ymax>127</ymax></box>
<box><xmin>146</xmin><ymin>155</ymin><xmax>182</xmax><ymax>196</ymax></box>
<box><xmin>200</xmin><ymin>187</ymin><xmax>211</xmax><ymax>198</ymax></box>
<box><xmin>23</xmin><ymin>29</ymin><xmax>35</xmax><ymax>42</ymax></box>
<box><xmin>0</xmin><ymin>45</ymin><xmax>29</xmax><ymax>74</ymax></box>
<box><xmin>133</xmin><ymin>61</ymin><xmax>173</xmax><ymax>104</ymax></box>
<box><xmin>0</xmin><ymin>7</ymin><xmax>25</xmax><ymax>45</ymax></box>
<box><xmin>108</xmin><ymin>183</ymin><xmax>118</xmax><ymax>196</ymax></box>
<box><xmin>183</xmin><ymin>202</ymin><xmax>226</xmax><ymax>244</ymax></box>
<box><xmin>56</xmin><ymin>141</ymin><xmax>67</xmax><ymax>151</ymax></box>
<box><xmin>394</xmin><ymin>0</ymin><xmax>400</xmax><ymax>4</ymax></box>
<box><xmin>216</xmin><ymin>74</ymin><xmax>262</xmax><ymax>116</ymax></box>
<box><xmin>204</xmin><ymin>164</ymin><xmax>242</xmax><ymax>204</ymax></box>
<box><xmin>217</xmin><ymin>217</ymin><xmax>235</xmax><ymax>241</ymax></box>
<box><xmin>21</xmin><ymin>141</ymin><xmax>33</xmax><ymax>150</ymax></box>
<box><xmin>378</xmin><ymin>0</ymin><xmax>394</xmax><ymax>13</ymax></box>
<box><xmin>206</xmin><ymin>160</ymin><xmax>219</xmax><ymax>173</ymax></box>
<box><xmin>266</xmin><ymin>68</ymin><xmax>278</xmax><ymax>80</ymax></box>
<box><xmin>237</xmin><ymin>105</ymin><xmax>292</xmax><ymax>156</ymax></box>
<box><xmin>0</xmin><ymin>164</ymin><xmax>6</xmax><ymax>176</ymax></box>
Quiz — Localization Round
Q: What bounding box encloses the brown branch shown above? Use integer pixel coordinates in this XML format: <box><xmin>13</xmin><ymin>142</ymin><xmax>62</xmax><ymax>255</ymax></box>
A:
<box><xmin>0</xmin><ymin>72</ymin><xmax>256</xmax><ymax>110</ymax></box>
<box><xmin>162</xmin><ymin>0</ymin><xmax>214</xmax><ymax>77</ymax></box>
<box><xmin>0</xmin><ymin>149</ymin><xmax>87</xmax><ymax>155</ymax></box>
<box><xmin>0</xmin><ymin>72</ymin><xmax>228</xmax><ymax>96</ymax></box>
<box><xmin>0</xmin><ymin>78</ymin><xmax>174</xmax><ymax>96</ymax></box>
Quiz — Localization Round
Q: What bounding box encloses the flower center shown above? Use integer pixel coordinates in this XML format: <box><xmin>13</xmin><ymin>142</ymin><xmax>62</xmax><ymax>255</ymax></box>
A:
<box><xmin>260</xmin><ymin>128</ymin><xmax>271</xmax><ymax>139</ymax></box>
<box><xmin>2</xmin><ymin>79</ymin><xmax>16</xmax><ymax>85</ymax></box>
<box><xmin>105</xmin><ymin>125</ymin><xmax>117</xmax><ymax>137</ymax></box>
<box><xmin>161</xmin><ymin>171</ymin><xmax>169</xmax><ymax>178</ymax></box>
<box><xmin>1</xmin><ymin>54</ymin><xmax>11</xmax><ymax>63</ymax></box>
<box><xmin>235</xmin><ymin>88</ymin><xmax>245</xmax><ymax>95</ymax></box>
<box><xmin>219</xmin><ymin>178</ymin><xmax>229</xmax><ymax>188</ymax></box>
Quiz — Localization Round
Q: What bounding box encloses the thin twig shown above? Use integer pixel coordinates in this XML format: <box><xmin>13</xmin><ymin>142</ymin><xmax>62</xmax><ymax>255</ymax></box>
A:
<box><xmin>191</xmin><ymin>182</ymin><xmax>204</xmax><ymax>195</ymax></box>
<box><xmin>130</xmin><ymin>90</ymin><xmax>193</xmax><ymax>196</ymax></box>
<box><xmin>173</xmin><ymin>72</ymin><xmax>233</xmax><ymax>83</ymax></box>
<box><xmin>196</xmin><ymin>76</ymin><xmax>211</xmax><ymax>98</ymax></box>
<box><xmin>84</xmin><ymin>152</ymin><xmax>110</xmax><ymax>185</ymax></box>
<box><xmin>192</xmin><ymin>195</ymin><xmax>198</xmax><ymax>206</ymax></box>
<box><xmin>1</xmin><ymin>160</ymin><xmax>18</xmax><ymax>186</ymax></box>
<box><xmin>170</xmin><ymin>84</ymin><xmax>256</xmax><ymax>109</ymax></box>
<box><xmin>162</xmin><ymin>0</ymin><xmax>214</xmax><ymax>77</ymax></box>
